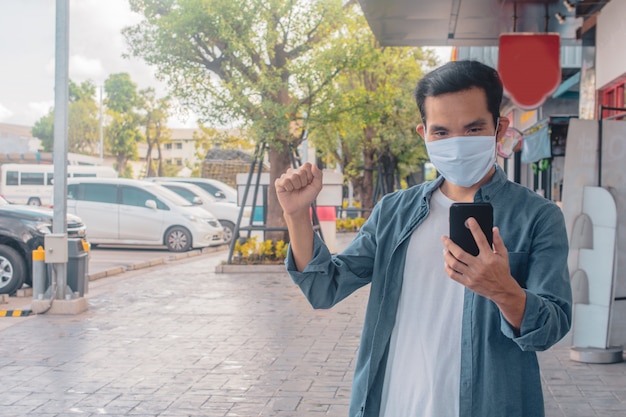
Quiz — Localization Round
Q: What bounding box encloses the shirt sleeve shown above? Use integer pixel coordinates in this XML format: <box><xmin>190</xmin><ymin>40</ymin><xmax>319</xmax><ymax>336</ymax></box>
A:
<box><xmin>500</xmin><ymin>204</ymin><xmax>573</xmax><ymax>351</ymax></box>
<box><xmin>286</xmin><ymin>206</ymin><xmax>380</xmax><ymax>309</ymax></box>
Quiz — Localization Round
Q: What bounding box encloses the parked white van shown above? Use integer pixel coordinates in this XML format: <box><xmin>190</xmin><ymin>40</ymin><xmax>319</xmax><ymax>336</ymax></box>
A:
<box><xmin>0</xmin><ymin>163</ymin><xmax>117</xmax><ymax>206</ymax></box>
<box><xmin>67</xmin><ymin>178</ymin><xmax>224</xmax><ymax>252</ymax></box>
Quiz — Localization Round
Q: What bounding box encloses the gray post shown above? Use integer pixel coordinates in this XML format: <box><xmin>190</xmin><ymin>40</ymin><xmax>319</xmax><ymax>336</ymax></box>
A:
<box><xmin>99</xmin><ymin>85</ymin><xmax>104</xmax><ymax>161</ymax></box>
<box><xmin>52</xmin><ymin>0</ymin><xmax>69</xmax><ymax>299</ymax></box>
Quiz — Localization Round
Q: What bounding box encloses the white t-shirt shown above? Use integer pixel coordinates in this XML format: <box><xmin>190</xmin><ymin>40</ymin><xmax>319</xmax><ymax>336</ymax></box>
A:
<box><xmin>379</xmin><ymin>188</ymin><xmax>465</xmax><ymax>417</ymax></box>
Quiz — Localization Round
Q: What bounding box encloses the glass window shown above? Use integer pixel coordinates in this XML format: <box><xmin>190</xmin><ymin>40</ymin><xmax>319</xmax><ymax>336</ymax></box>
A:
<box><xmin>192</xmin><ymin>182</ymin><xmax>219</xmax><ymax>196</ymax></box>
<box><xmin>165</xmin><ymin>185</ymin><xmax>196</xmax><ymax>203</ymax></box>
<box><xmin>82</xmin><ymin>184</ymin><xmax>118</xmax><ymax>203</ymax></box>
<box><xmin>20</xmin><ymin>172</ymin><xmax>45</xmax><ymax>185</ymax></box>
<box><xmin>165</xmin><ymin>143</ymin><xmax>172</xmax><ymax>150</ymax></box>
<box><xmin>176</xmin><ymin>143</ymin><xmax>183</xmax><ymax>149</ymax></box>
<box><xmin>120</xmin><ymin>186</ymin><xmax>168</xmax><ymax>210</ymax></box>
<box><xmin>67</xmin><ymin>184</ymin><xmax>78</xmax><ymax>200</ymax></box>
<box><xmin>6</xmin><ymin>171</ymin><xmax>18</xmax><ymax>185</ymax></box>
<box><xmin>47</xmin><ymin>173</ymin><xmax>54</xmax><ymax>185</ymax></box>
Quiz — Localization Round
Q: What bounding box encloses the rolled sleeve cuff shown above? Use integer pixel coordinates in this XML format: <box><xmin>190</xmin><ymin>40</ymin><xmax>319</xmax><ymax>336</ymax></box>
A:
<box><xmin>500</xmin><ymin>290</ymin><xmax>565</xmax><ymax>351</ymax></box>
<box><xmin>285</xmin><ymin>234</ymin><xmax>333</xmax><ymax>281</ymax></box>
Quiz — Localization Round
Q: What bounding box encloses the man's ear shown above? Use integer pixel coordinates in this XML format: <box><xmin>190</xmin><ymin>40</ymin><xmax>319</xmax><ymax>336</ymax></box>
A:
<box><xmin>416</xmin><ymin>123</ymin><xmax>425</xmax><ymax>139</ymax></box>
<box><xmin>496</xmin><ymin>117</ymin><xmax>510</xmax><ymax>140</ymax></box>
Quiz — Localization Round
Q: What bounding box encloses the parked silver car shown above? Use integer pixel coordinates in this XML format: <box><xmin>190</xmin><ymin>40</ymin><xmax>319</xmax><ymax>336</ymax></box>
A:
<box><xmin>144</xmin><ymin>177</ymin><xmax>238</xmax><ymax>204</ymax></box>
<box><xmin>152</xmin><ymin>181</ymin><xmax>251</xmax><ymax>244</ymax></box>
<box><xmin>67</xmin><ymin>178</ymin><xmax>223</xmax><ymax>252</ymax></box>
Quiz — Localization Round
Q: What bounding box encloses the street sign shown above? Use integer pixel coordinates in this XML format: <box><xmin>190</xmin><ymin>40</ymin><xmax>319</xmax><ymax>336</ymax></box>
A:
<box><xmin>498</xmin><ymin>33</ymin><xmax>561</xmax><ymax>110</ymax></box>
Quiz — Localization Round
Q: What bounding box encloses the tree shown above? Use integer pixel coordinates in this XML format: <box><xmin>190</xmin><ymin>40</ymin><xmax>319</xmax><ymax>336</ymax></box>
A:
<box><xmin>124</xmin><ymin>0</ymin><xmax>356</xmax><ymax>240</ymax></box>
<box><xmin>192</xmin><ymin>124</ymin><xmax>255</xmax><ymax>162</ymax></box>
<box><xmin>32</xmin><ymin>111</ymin><xmax>54</xmax><ymax>152</ymax></box>
<box><xmin>32</xmin><ymin>80</ymin><xmax>100</xmax><ymax>154</ymax></box>
<box><xmin>68</xmin><ymin>80</ymin><xmax>100</xmax><ymax>155</ymax></box>
<box><xmin>308</xmin><ymin>13</ymin><xmax>437</xmax><ymax>215</ymax></box>
<box><xmin>139</xmin><ymin>88</ymin><xmax>171</xmax><ymax>177</ymax></box>
<box><xmin>104</xmin><ymin>73</ymin><xmax>143</xmax><ymax>177</ymax></box>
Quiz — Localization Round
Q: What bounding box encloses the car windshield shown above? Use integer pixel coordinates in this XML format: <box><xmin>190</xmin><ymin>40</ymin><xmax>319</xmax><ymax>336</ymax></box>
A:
<box><xmin>211</xmin><ymin>181</ymin><xmax>237</xmax><ymax>201</ymax></box>
<box><xmin>151</xmin><ymin>185</ymin><xmax>198</xmax><ymax>207</ymax></box>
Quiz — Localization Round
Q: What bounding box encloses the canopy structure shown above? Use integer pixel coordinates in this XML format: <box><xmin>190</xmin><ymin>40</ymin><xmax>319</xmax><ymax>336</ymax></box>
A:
<box><xmin>356</xmin><ymin>0</ymin><xmax>609</xmax><ymax>47</ymax></box>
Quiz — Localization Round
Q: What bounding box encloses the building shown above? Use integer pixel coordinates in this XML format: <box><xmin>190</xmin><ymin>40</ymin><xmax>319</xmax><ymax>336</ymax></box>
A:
<box><xmin>0</xmin><ymin>123</ymin><xmax>110</xmax><ymax>166</ymax></box>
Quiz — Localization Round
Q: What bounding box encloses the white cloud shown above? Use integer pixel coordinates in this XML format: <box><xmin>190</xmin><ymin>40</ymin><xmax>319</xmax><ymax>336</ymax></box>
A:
<box><xmin>0</xmin><ymin>103</ymin><xmax>14</xmax><ymax>121</ymax></box>
<box><xmin>70</xmin><ymin>55</ymin><xmax>106</xmax><ymax>81</ymax></box>
<box><xmin>28</xmin><ymin>101</ymin><xmax>55</xmax><ymax>118</ymax></box>
<box><xmin>0</xmin><ymin>0</ymin><xmax>190</xmax><ymax>127</ymax></box>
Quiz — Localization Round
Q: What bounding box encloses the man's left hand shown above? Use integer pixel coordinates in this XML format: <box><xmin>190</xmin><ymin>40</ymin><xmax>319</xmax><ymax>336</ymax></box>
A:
<box><xmin>442</xmin><ymin>218</ymin><xmax>526</xmax><ymax>330</ymax></box>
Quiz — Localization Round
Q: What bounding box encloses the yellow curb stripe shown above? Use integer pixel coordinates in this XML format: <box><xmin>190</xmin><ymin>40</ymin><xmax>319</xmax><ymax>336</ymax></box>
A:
<box><xmin>0</xmin><ymin>310</ymin><xmax>32</xmax><ymax>317</ymax></box>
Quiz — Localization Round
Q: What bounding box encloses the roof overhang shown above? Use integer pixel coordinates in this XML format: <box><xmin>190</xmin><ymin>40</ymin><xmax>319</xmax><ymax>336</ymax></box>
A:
<box><xmin>356</xmin><ymin>0</ymin><xmax>608</xmax><ymax>47</ymax></box>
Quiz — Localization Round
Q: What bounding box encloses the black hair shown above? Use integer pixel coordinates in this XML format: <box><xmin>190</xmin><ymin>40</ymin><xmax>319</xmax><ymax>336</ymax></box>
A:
<box><xmin>414</xmin><ymin>60</ymin><xmax>503</xmax><ymax>127</ymax></box>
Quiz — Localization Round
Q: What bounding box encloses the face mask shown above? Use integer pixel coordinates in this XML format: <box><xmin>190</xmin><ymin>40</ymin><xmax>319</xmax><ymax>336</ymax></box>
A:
<box><xmin>425</xmin><ymin>129</ymin><xmax>497</xmax><ymax>187</ymax></box>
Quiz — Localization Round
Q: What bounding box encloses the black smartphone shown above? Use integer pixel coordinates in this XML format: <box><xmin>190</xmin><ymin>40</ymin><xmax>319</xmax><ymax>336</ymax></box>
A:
<box><xmin>449</xmin><ymin>202</ymin><xmax>493</xmax><ymax>256</ymax></box>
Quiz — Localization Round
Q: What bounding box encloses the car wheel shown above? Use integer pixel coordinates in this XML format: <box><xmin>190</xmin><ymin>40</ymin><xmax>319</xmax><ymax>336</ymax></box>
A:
<box><xmin>0</xmin><ymin>245</ymin><xmax>26</xmax><ymax>295</ymax></box>
<box><xmin>165</xmin><ymin>226</ymin><xmax>192</xmax><ymax>252</ymax></box>
<box><xmin>219</xmin><ymin>220</ymin><xmax>236</xmax><ymax>244</ymax></box>
<box><xmin>27</xmin><ymin>197</ymin><xmax>41</xmax><ymax>206</ymax></box>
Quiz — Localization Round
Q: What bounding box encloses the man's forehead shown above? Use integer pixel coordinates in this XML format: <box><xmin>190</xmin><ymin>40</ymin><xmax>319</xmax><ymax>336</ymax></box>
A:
<box><xmin>423</xmin><ymin>88</ymin><xmax>491</xmax><ymax>124</ymax></box>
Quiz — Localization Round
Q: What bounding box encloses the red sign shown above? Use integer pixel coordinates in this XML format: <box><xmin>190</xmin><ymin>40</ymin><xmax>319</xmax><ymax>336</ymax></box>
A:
<box><xmin>498</xmin><ymin>34</ymin><xmax>561</xmax><ymax>110</ymax></box>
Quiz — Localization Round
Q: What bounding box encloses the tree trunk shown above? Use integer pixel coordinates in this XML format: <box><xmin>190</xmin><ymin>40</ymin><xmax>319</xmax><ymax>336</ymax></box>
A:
<box><xmin>361</xmin><ymin>150</ymin><xmax>375</xmax><ymax>219</ymax></box>
<box><xmin>266</xmin><ymin>143</ymin><xmax>292</xmax><ymax>243</ymax></box>
<box><xmin>379</xmin><ymin>147</ymin><xmax>396</xmax><ymax>195</ymax></box>
<box><xmin>117</xmin><ymin>156</ymin><xmax>127</xmax><ymax>177</ymax></box>
<box><xmin>156</xmin><ymin>143</ymin><xmax>163</xmax><ymax>176</ymax></box>
<box><xmin>360</xmin><ymin>126</ymin><xmax>376</xmax><ymax>219</ymax></box>
<box><xmin>146</xmin><ymin>140</ymin><xmax>154</xmax><ymax>177</ymax></box>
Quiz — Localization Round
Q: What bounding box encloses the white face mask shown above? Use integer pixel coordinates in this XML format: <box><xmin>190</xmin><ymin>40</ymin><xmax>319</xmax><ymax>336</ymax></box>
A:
<box><xmin>425</xmin><ymin>129</ymin><xmax>497</xmax><ymax>188</ymax></box>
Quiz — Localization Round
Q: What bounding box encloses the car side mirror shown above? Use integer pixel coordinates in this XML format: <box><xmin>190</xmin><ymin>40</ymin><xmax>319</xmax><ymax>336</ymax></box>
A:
<box><xmin>215</xmin><ymin>191</ymin><xmax>225</xmax><ymax>199</ymax></box>
<box><xmin>192</xmin><ymin>196</ymin><xmax>203</xmax><ymax>205</ymax></box>
<box><xmin>145</xmin><ymin>200</ymin><xmax>158</xmax><ymax>210</ymax></box>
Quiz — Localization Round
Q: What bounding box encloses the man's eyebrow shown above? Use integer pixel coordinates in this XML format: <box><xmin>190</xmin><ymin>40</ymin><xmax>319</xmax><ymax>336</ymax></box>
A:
<box><xmin>428</xmin><ymin>124</ymin><xmax>449</xmax><ymax>132</ymax></box>
<box><xmin>464</xmin><ymin>119</ymin><xmax>489</xmax><ymax>129</ymax></box>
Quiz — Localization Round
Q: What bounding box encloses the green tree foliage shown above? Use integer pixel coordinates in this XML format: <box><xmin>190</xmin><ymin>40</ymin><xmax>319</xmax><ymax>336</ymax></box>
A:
<box><xmin>193</xmin><ymin>124</ymin><xmax>254</xmax><ymax>156</ymax></box>
<box><xmin>308</xmin><ymin>12</ymin><xmax>437</xmax><ymax>214</ymax></box>
<box><xmin>32</xmin><ymin>80</ymin><xmax>100</xmax><ymax>154</ymax></box>
<box><xmin>68</xmin><ymin>80</ymin><xmax>100</xmax><ymax>155</ymax></box>
<box><xmin>104</xmin><ymin>73</ymin><xmax>143</xmax><ymax>177</ymax></box>
<box><xmin>124</xmin><ymin>0</ymin><xmax>356</xmax><ymax>239</ymax></box>
<box><xmin>32</xmin><ymin>111</ymin><xmax>54</xmax><ymax>152</ymax></box>
<box><xmin>139</xmin><ymin>87</ymin><xmax>171</xmax><ymax>177</ymax></box>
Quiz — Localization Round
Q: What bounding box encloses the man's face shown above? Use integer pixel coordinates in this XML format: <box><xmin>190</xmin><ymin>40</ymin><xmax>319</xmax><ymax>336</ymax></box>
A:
<box><xmin>416</xmin><ymin>87</ymin><xmax>508</xmax><ymax>142</ymax></box>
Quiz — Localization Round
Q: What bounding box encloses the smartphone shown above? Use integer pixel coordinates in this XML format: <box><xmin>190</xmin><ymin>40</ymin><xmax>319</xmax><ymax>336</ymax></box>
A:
<box><xmin>449</xmin><ymin>202</ymin><xmax>493</xmax><ymax>256</ymax></box>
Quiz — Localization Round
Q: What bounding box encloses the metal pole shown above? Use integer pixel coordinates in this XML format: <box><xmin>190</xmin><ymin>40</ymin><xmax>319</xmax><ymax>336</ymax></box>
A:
<box><xmin>99</xmin><ymin>85</ymin><xmax>104</xmax><ymax>162</ymax></box>
<box><xmin>52</xmin><ymin>0</ymin><xmax>69</xmax><ymax>299</ymax></box>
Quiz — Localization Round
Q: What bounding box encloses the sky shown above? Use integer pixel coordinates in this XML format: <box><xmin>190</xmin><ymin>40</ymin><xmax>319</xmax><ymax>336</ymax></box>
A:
<box><xmin>0</xmin><ymin>1</ymin><xmax>451</xmax><ymax>130</ymax></box>
<box><xmin>0</xmin><ymin>0</ymin><xmax>187</xmax><ymax>128</ymax></box>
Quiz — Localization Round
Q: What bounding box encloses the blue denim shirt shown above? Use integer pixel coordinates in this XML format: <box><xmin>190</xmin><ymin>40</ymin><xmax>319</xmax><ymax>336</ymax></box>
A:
<box><xmin>286</xmin><ymin>166</ymin><xmax>572</xmax><ymax>417</ymax></box>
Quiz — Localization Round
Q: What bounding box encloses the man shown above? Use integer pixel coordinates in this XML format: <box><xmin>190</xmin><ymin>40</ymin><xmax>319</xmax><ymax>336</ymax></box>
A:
<box><xmin>275</xmin><ymin>60</ymin><xmax>572</xmax><ymax>417</ymax></box>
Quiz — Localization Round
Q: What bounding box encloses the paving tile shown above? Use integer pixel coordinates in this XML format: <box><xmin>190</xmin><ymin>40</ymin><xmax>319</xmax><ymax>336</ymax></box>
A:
<box><xmin>1</xmin><ymin>238</ymin><xmax>625</xmax><ymax>417</ymax></box>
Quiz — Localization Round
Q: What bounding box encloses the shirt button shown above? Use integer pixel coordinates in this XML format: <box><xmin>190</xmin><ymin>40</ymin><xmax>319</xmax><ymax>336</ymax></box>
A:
<box><xmin>484</xmin><ymin>195</ymin><xmax>490</xmax><ymax>201</ymax></box>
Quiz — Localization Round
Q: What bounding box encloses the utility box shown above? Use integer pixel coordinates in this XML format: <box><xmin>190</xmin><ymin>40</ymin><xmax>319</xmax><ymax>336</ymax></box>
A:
<box><xmin>44</xmin><ymin>234</ymin><xmax>68</xmax><ymax>263</ymax></box>
<box><xmin>67</xmin><ymin>238</ymin><xmax>89</xmax><ymax>296</ymax></box>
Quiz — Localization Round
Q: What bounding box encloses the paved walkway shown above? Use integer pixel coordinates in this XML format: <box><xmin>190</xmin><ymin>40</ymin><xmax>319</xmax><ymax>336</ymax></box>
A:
<box><xmin>0</xmin><ymin>233</ymin><xmax>624</xmax><ymax>416</ymax></box>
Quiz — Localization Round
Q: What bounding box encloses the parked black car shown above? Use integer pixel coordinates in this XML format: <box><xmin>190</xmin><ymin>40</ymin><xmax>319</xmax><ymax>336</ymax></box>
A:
<box><xmin>0</xmin><ymin>197</ymin><xmax>86</xmax><ymax>295</ymax></box>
